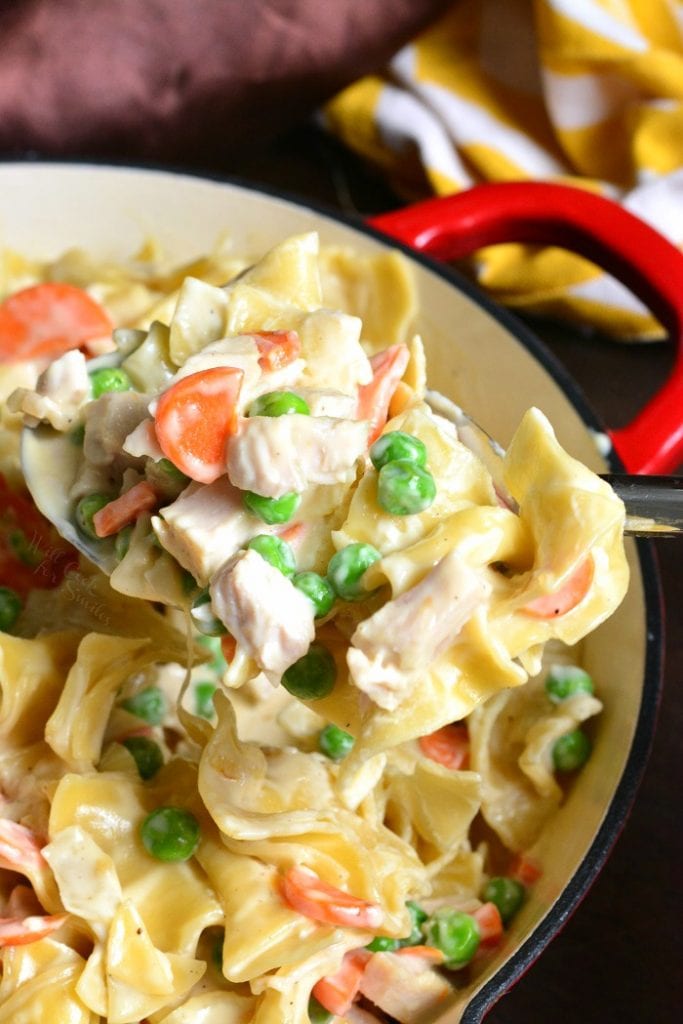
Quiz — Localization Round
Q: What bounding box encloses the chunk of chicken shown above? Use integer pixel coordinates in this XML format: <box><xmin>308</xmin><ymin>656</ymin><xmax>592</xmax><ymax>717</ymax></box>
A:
<box><xmin>298</xmin><ymin>309</ymin><xmax>372</xmax><ymax>394</ymax></box>
<box><xmin>347</xmin><ymin>550</ymin><xmax>490</xmax><ymax>711</ymax></box>
<box><xmin>358</xmin><ymin>951</ymin><xmax>452</xmax><ymax>1024</ymax></box>
<box><xmin>8</xmin><ymin>349</ymin><xmax>90</xmax><ymax>431</ymax></box>
<box><xmin>210</xmin><ymin>549</ymin><xmax>315</xmax><ymax>684</ymax></box>
<box><xmin>83</xmin><ymin>391</ymin><xmax>151</xmax><ymax>467</ymax></box>
<box><xmin>153</xmin><ymin>477</ymin><xmax>266</xmax><ymax>584</ymax></box>
<box><xmin>291</xmin><ymin>388</ymin><xmax>357</xmax><ymax>419</ymax></box>
<box><xmin>227</xmin><ymin>414</ymin><xmax>369</xmax><ymax>498</ymax></box>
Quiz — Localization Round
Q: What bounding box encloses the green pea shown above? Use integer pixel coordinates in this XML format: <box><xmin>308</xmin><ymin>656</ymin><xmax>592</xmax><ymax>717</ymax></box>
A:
<box><xmin>194</xmin><ymin>681</ymin><xmax>217</xmax><ymax>719</ymax></box>
<box><xmin>157</xmin><ymin>457</ymin><xmax>188</xmax><ymax>482</ymax></box>
<box><xmin>190</xmin><ymin>589</ymin><xmax>227</xmax><ymax>637</ymax></box>
<box><xmin>146</xmin><ymin>457</ymin><xmax>190</xmax><ymax>499</ymax></box>
<box><xmin>247</xmin><ymin>534</ymin><xmax>296</xmax><ymax>576</ymax></box>
<box><xmin>75</xmin><ymin>492</ymin><xmax>111</xmax><ymax>540</ymax></box>
<box><xmin>370</xmin><ymin>430</ymin><xmax>427</xmax><ymax>471</ymax></box>
<box><xmin>140</xmin><ymin>806</ymin><xmax>200</xmax><ymax>862</ymax></box>
<box><xmin>482</xmin><ymin>877</ymin><xmax>525</xmax><ymax>925</ymax></box>
<box><xmin>243</xmin><ymin>490</ymin><xmax>301</xmax><ymax>525</ymax></box>
<box><xmin>114</xmin><ymin>524</ymin><xmax>133</xmax><ymax>561</ymax></box>
<box><xmin>318</xmin><ymin>723</ymin><xmax>355</xmax><ymax>760</ymax></box>
<box><xmin>248</xmin><ymin>391</ymin><xmax>310</xmax><ymax>417</ymax></box>
<box><xmin>196</xmin><ymin>635</ymin><xmax>227</xmax><ymax>676</ymax></box>
<box><xmin>292</xmin><ymin>571</ymin><xmax>335</xmax><ymax>618</ymax></box>
<box><xmin>399</xmin><ymin>900</ymin><xmax>429</xmax><ymax>947</ymax></box>
<box><xmin>552</xmin><ymin>729</ymin><xmax>592</xmax><ymax>773</ymax></box>
<box><xmin>327</xmin><ymin>543</ymin><xmax>381</xmax><ymax>601</ymax></box>
<box><xmin>307</xmin><ymin>996</ymin><xmax>333</xmax><ymax>1024</ymax></box>
<box><xmin>122</xmin><ymin>736</ymin><xmax>164</xmax><ymax>780</ymax></box>
<box><xmin>545</xmin><ymin>665</ymin><xmax>595</xmax><ymax>704</ymax></box>
<box><xmin>366</xmin><ymin>935</ymin><xmax>400</xmax><ymax>952</ymax></box>
<box><xmin>377</xmin><ymin>460</ymin><xmax>436</xmax><ymax>516</ymax></box>
<box><xmin>0</xmin><ymin>587</ymin><xmax>22</xmax><ymax>633</ymax></box>
<box><xmin>90</xmin><ymin>366</ymin><xmax>133</xmax><ymax>398</ymax></box>
<box><xmin>121</xmin><ymin>686</ymin><xmax>167</xmax><ymax>726</ymax></box>
<box><xmin>422</xmin><ymin>908</ymin><xmax>480</xmax><ymax>969</ymax></box>
<box><xmin>282</xmin><ymin>644</ymin><xmax>336</xmax><ymax>700</ymax></box>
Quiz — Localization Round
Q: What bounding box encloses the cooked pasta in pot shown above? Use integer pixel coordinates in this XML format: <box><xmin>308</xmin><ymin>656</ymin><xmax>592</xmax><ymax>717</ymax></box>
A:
<box><xmin>0</xmin><ymin>231</ymin><xmax>627</xmax><ymax>1023</ymax></box>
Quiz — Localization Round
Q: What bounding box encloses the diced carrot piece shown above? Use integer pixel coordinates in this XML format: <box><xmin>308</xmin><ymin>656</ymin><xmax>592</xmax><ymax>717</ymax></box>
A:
<box><xmin>357</xmin><ymin>344</ymin><xmax>410</xmax><ymax>444</ymax></box>
<box><xmin>312</xmin><ymin>949</ymin><xmax>371</xmax><ymax>1016</ymax></box>
<box><xmin>472</xmin><ymin>902</ymin><xmax>504</xmax><ymax>947</ymax></box>
<box><xmin>275</xmin><ymin>521</ymin><xmax>307</xmax><ymax>548</ymax></box>
<box><xmin>394</xmin><ymin>945</ymin><xmax>446</xmax><ymax>964</ymax></box>
<box><xmin>253</xmin><ymin>330</ymin><xmax>301</xmax><ymax>372</ymax></box>
<box><xmin>418</xmin><ymin>724</ymin><xmax>469</xmax><ymax>770</ymax></box>
<box><xmin>509</xmin><ymin>853</ymin><xmax>543</xmax><ymax>886</ymax></box>
<box><xmin>93</xmin><ymin>481</ymin><xmax>158</xmax><ymax>539</ymax></box>
<box><xmin>0</xmin><ymin>282</ymin><xmax>113</xmax><ymax>363</ymax></box>
<box><xmin>522</xmin><ymin>557</ymin><xmax>594</xmax><ymax>619</ymax></box>
<box><xmin>281</xmin><ymin>865</ymin><xmax>383</xmax><ymax>930</ymax></box>
<box><xmin>0</xmin><ymin>913</ymin><xmax>68</xmax><ymax>947</ymax></box>
<box><xmin>220</xmin><ymin>634</ymin><xmax>237</xmax><ymax>663</ymax></box>
<box><xmin>154</xmin><ymin>367</ymin><xmax>243</xmax><ymax>484</ymax></box>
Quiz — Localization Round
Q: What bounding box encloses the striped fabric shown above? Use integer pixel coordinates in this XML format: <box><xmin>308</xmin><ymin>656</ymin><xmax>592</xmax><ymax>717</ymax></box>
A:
<box><xmin>324</xmin><ymin>0</ymin><xmax>683</xmax><ymax>339</ymax></box>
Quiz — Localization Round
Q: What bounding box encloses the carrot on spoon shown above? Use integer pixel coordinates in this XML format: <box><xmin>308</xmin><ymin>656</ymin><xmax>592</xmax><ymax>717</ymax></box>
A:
<box><xmin>0</xmin><ymin>282</ymin><xmax>113</xmax><ymax>363</ymax></box>
<box><xmin>93</xmin><ymin>481</ymin><xmax>159</xmax><ymax>538</ymax></box>
<box><xmin>154</xmin><ymin>367</ymin><xmax>244</xmax><ymax>484</ymax></box>
<box><xmin>357</xmin><ymin>344</ymin><xmax>410</xmax><ymax>444</ymax></box>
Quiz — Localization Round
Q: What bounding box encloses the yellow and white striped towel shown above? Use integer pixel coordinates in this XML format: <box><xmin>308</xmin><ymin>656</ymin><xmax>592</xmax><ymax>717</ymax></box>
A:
<box><xmin>324</xmin><ymin>0</ymin><xmax>683</xmax><ymax>339</ymax></box>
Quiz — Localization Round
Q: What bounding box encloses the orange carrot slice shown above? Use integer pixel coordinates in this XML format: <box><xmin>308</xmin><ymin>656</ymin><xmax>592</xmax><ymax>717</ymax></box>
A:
<box><xmin>0</xmin><ymin>282</ymin><xmax>112</xmax><ymax>363</ymax></box>
<box><xmin>357</xmin><ymin>344</ymin><xmax>410</xmax><ymax>444</ymax></box>
<box><xmin>522</xmin><ymin>557</ymin><xmax>594</xmax><ymax>618</ymax></box>
<box><xmin>253</xmin><ymin>330</ymin><xmax>300</xmax><ymax>372</ymax></box>
<box><xmin>312</xmin><ymin>949</ymin><xmax>371</xmax><ymax>1016</ymax></box>
<box><xmin>472</xmin><ymin>903</ymin><xmax>504</xmax><ymax>947</ymax></box>
<box><xmin>93</xmin><ymin>481</ymin><xmax>158</xmax><ymax>538</ymax></box>
<box><xmin>418</xmin><ymin>723</ymin><xmax>470</xmax><ymax>770</ymax></box>
<box><xmin>281</xmin><ymin>865</ymin><xmax>383</xmax><ymax>929</ymax></box>
<box><xmin>154</xmin><ymin>367</ymin><xmax>243</xmax><ymax>484</ymax></box>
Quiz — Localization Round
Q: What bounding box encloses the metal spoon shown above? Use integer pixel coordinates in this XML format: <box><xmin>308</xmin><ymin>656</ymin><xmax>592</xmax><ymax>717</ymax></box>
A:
<box><xmin>425</xmin><ymin>390</ymin><xmax>683</xmax><ymax>538</ymax></box>
<box><xmin>20</xmin><ymin>390</ymin><xmax>682</xmax><ymax>585</ymax></box>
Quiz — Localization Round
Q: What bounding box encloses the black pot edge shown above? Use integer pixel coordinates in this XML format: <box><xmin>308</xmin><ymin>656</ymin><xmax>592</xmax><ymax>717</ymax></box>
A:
<box><xmin>1</xmin><ymin>155</ymin><xmax>667</xmax><ymax>1021</ymax></box>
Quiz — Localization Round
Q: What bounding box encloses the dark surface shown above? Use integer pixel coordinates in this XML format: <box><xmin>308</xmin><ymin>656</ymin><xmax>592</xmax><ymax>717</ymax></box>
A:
<box><xmin>215</xmin><ymin>125</ymin><xmax>682</xmax><ymax>1024</ymax></box>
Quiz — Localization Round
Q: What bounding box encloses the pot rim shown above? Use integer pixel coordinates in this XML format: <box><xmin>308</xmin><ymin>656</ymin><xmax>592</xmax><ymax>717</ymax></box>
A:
<box><xmin>0</xmin><ymin>155</ymin><xmax>666</xmax><ymax>1020</ymax></box>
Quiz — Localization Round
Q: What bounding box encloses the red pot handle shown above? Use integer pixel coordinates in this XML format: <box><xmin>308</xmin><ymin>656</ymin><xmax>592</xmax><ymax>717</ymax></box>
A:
<box><xmin>369</xmin><ymin>181</ymin><xmax>683</xmax><ymax>474</ymax></box>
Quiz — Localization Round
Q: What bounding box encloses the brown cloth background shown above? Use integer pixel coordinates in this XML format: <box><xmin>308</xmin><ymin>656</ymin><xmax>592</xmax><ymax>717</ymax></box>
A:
<box><xmin>0</xmin><ymin>0</ymin><xmax>451</xmax><ymax>163</ymax></box>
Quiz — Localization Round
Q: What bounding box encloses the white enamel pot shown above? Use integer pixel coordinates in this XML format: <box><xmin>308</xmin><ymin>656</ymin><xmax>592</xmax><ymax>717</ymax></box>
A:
<box><xmin>0</xmin><ymin>162</ymin><xmax>669</xmax><ymax>1022</ymax></box>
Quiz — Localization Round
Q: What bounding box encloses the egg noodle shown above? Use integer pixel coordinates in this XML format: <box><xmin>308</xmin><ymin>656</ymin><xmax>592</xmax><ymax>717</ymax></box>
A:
<box><xmin>0</xmin><ymin>233</ymin><xmax>628</xmax><ymax>1023</ymax></box>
